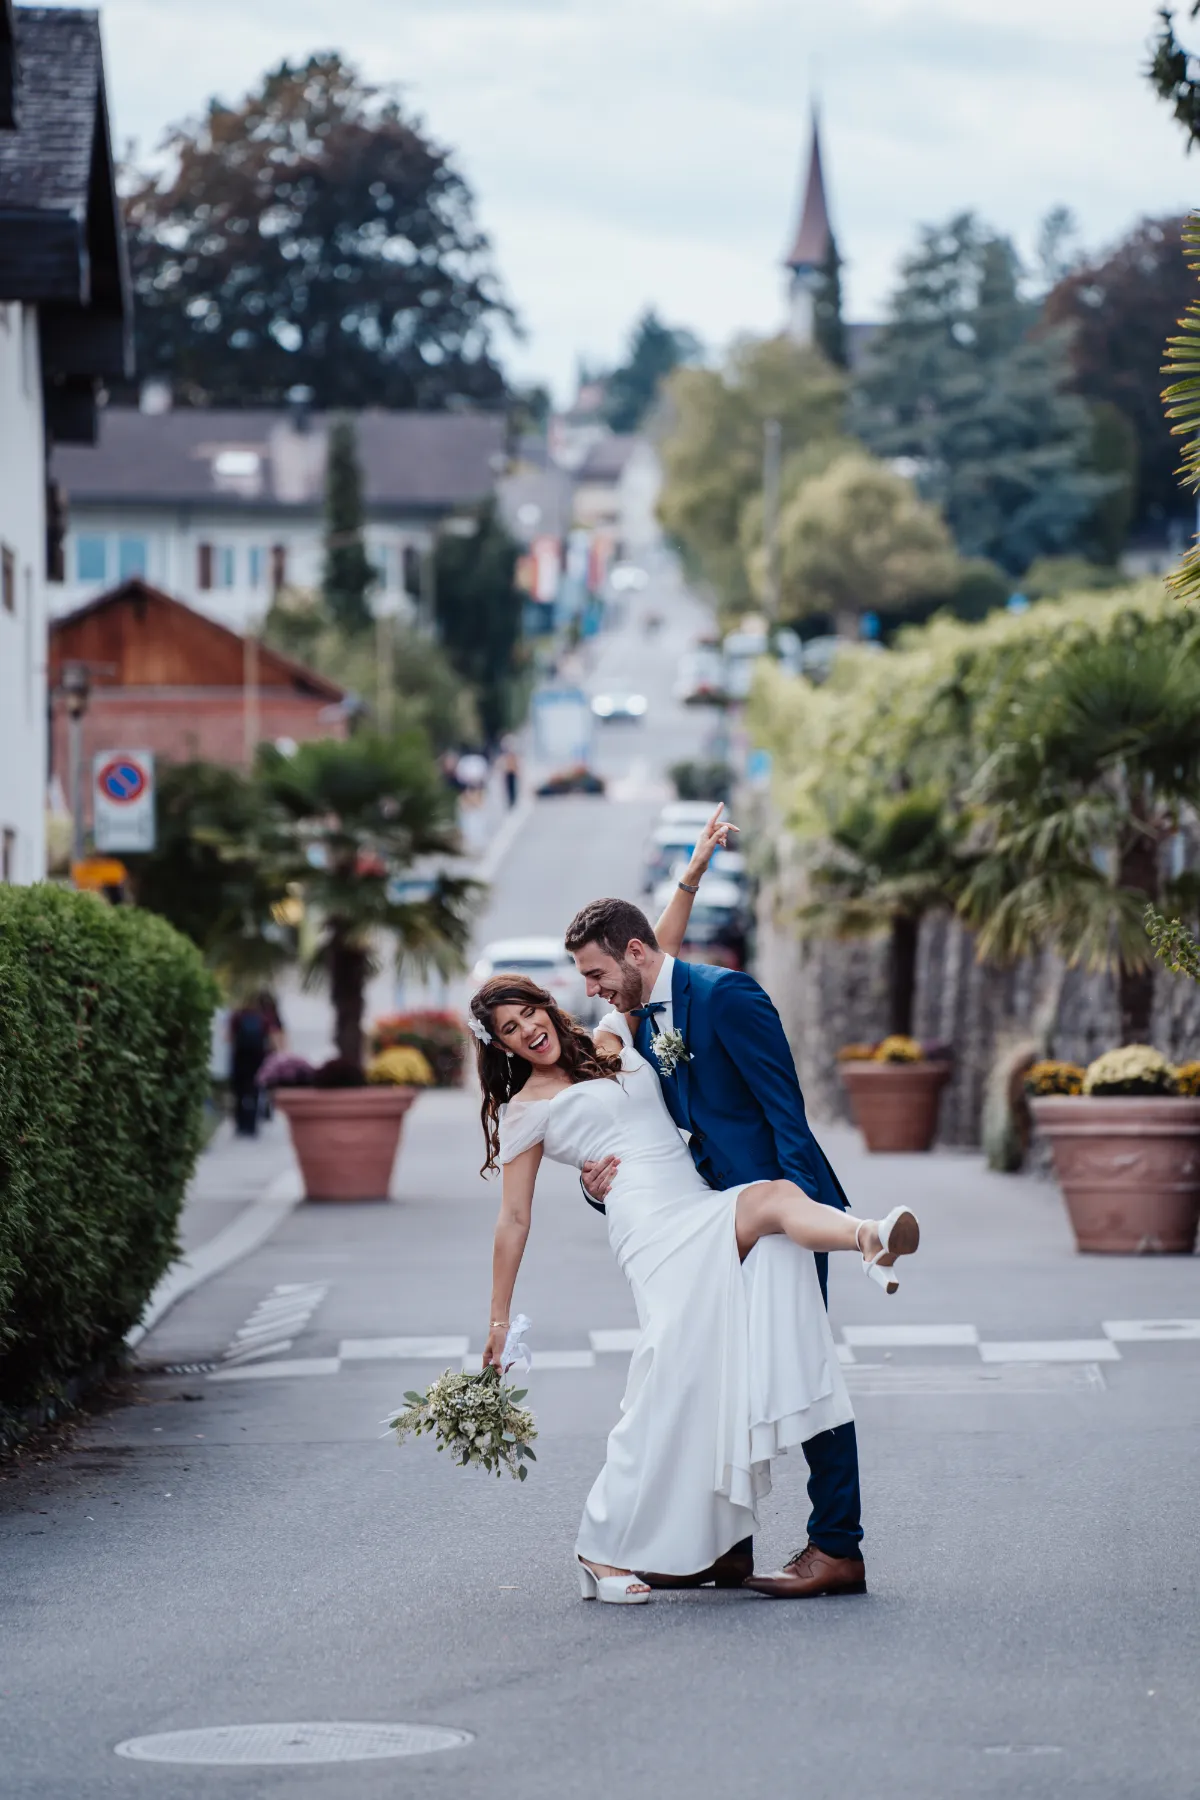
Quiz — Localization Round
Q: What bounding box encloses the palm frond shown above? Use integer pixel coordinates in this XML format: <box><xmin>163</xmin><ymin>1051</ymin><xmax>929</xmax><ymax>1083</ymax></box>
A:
<box><xmin>1162</xmin><ymin>210</ymin><xmax>1200</xmax><ymax>602</ymax></box>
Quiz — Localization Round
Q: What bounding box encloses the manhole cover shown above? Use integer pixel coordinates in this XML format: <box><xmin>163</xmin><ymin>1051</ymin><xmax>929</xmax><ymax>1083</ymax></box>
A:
<box><xmin>114</xmin><ymin>1722</ymin><xmax>473</xmax><ymax>1765</ymax></box>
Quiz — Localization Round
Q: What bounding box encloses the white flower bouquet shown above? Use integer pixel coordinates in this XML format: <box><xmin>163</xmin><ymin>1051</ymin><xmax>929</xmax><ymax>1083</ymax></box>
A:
<box><xmin>387</xmin><ymin>1365</ymin><xmax>538</xmax><ymax>1481</ymax></box>
<box><xmin>653</xmin><ymin>1026</ymin><xmax>691</xmax><ymax>1077</ymax></box>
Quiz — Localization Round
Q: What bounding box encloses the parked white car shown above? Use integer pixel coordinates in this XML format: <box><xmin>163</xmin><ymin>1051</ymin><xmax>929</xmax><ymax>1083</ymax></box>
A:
<box><xmin>472</xmin><ymin>937</ymin><xmax>597</xmax><ymax>1024</ymax></box>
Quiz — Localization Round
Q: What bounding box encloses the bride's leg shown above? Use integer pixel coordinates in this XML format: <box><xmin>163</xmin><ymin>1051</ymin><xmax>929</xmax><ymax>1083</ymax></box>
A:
<box><xmin>735</xmin><ymin>1180</ymin><xmax>882</xmax><ymax>1261</ymax></box>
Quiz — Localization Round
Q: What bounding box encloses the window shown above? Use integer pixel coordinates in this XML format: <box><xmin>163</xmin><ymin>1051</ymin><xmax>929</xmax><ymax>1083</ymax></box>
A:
<box><xmin>77</xmin><ymin>535</ymin><xmax>107</xmax><ymax>583</ymax></box>
<box><xmin>375</xmin><ymin>542</ymin><xmax>398</xmax><ymax>592</ymax></box>
<box><xmin>1</xmin><ymin>829</ymin><xmax>14</xmax><ymax>883</ymax></box>
<box><xmin>1</xmin><ymin>544</ymin><xmax>13</xmax><ymax>613</ymax></box>
<box><xmin>117</xmin><ymin>535</ymin><xmax>147</xmax><ymax>580</ymax></box>
<box><xmin>270</xmin><ymin>543</ymin><xmax>287</xmax><ymax>593</ymax></box>
<box><xmin>217</xmin><ymin>546</ymin><xmax>236</xmax><ymax>588</ymax></box>
<box><xmin>197</xmin><ymin>542</ymin><xmax>213</xmax><ymax>590</ymax></box>
<box><xmin>248</xmin><ymin>546</ymin><xmax>265</xmax><ymax>589</ymax></box>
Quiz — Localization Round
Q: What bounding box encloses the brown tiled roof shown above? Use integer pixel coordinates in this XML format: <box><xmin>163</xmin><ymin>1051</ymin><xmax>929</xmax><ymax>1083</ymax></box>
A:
<box><xmin>52</xmin><ymin>407</ymin><xmax>509</xmax><ymax>512</ymax></box>
<box><xmin>784</xmin><ymin>115</ymin><xmax>833</xmax><ymax>271</ymax></box>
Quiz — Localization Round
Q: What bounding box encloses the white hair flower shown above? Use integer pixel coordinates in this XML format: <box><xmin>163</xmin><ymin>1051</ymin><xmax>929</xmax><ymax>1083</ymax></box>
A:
<box><xmin>468</xmin><ymin>1013</ymin><xmax>493</xmax><ymax>1046</ymax></box>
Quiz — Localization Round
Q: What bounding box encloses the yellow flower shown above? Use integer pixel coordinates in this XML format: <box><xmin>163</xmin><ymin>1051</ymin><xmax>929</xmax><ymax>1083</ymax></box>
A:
<box><xmin>1024</xmin><ymin>1059</ymin><xmax>1085</xmax><ymax>1097</ymax></box>
<box><xmin>1082</xmin><ymin>1045</ymin><xmax>1178</xmax><ymax>1096</ymax></box>
<box><xmin>874</xmin><ymin>1035</ymin><xmax>922</xmax><ymax>1064</ymax></box>
<box><xmin>366</xmin><ymin>1045</ymin><xmax>434</xmax><ymax>1087</ymax></box>
<box><xmin>836</xmin><ymin>1043</ymin><xmax>878</xmax><ymax>1062</ymax></box>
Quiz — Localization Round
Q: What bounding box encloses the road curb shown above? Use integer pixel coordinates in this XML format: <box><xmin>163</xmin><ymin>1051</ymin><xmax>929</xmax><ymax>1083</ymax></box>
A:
<box><xmin>126</xmin><ymin>1168</ymin><xmax>304</xmax><ymax>1350</ymax></box>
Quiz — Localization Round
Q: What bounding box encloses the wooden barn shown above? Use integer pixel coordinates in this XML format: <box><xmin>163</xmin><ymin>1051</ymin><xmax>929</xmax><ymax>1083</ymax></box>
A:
<box><xmin>49</xmin><ymin>578</ymin><xmax>347</xmax><ymax>823</ymax></box>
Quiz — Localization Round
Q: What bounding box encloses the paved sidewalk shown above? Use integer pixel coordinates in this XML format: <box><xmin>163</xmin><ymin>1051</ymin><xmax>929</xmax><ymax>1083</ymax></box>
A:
<box><xmin>177</xmin><ymin>1116</ymin><xmax>299</xmax><ymax>1260</ymax></box>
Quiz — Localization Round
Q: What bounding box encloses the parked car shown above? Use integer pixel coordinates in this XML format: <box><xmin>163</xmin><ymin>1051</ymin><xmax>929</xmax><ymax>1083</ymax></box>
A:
<box><xmin>642</xmin><ymin>823</ymin><xmax>702</xmax><ymax>892</ymax></box>
<box><xmin>673</xmin><ymin>646</ymin><xmax>726</xmax><ymax>706</ymax></box>
<box><xmin>651</xmin><ymin>874</ymin><xmax>748</xmax><ymax>969</ymax></box>
<box><xmin>591</xmin><ymin>691</ymin><xmax>647</xmax><ymax>722</ymax></box>
<box><xmin>472</xmin><ymin>937</ymin><xmax>598</xmax><ymax>1023</ymax></box>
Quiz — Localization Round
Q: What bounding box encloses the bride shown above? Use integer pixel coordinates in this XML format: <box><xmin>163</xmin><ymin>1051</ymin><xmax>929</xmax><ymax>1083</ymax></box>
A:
<box><xmin>472</xmin><ymin>845</ymin><xmax>918</xmax><ymax>1605</ymax></box>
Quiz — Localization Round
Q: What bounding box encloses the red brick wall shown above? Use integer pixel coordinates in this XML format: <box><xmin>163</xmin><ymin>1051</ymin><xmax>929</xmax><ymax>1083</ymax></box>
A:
<box><xmin>51</xmin><ymin>689</ymin><xmax>348</xmax><ymax>826</ymax></box>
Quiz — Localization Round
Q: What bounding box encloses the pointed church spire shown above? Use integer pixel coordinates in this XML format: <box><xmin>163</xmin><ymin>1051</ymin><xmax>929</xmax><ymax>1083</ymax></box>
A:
<box><xmin>785</xmin><ymin>107</ymin><xmax>833</xmax><ymax>273</ymax></box>
<box><xmin>783</xmin><ymin>107</ymin><xmax>837</xmax><ymax>348</ymax></box>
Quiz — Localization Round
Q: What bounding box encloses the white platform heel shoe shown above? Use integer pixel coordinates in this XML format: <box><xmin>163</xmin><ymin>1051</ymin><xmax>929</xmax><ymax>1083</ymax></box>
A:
<box><xmin>577</xmin><ymin>1559</ymin><xmax>652</xmax><ymax>1604</ymax></box>
<box><xmin>857</xmin><ymin>1206</ymin><xmax>920</xmax><ymax>1294</ymax></box>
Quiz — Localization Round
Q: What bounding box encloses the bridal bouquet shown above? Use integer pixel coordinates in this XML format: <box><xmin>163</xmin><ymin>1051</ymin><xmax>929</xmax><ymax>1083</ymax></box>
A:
<box><xmin>387</xmin><ymin>1322</ymin><xmax>538</xmax><ymax>1480</ymax></box>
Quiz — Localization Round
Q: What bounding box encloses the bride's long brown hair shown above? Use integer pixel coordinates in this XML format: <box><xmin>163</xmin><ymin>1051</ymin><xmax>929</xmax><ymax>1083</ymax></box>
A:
<box><xmin>472</xmin><ymin>973</ymin><xmax>620</xmax><ymax>1174</ymax></box>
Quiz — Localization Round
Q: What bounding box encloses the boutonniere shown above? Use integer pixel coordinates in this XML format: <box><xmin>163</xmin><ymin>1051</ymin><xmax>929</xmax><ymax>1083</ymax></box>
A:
<box><xmin>652</xmin><ymin>1027</ymin><xmax>691</xmax><ymax>1077</ymax></box>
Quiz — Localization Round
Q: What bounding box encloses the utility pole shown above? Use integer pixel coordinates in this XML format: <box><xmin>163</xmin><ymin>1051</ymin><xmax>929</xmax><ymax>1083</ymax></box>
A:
<box><xmin>762</xmin><ymin>417</ymin><xmax>782</xmax><ymax>621</ymax></box>
<box><xmin>243</xmin><ymin>623</ymin><xmax>260</xmax><ymax>767</ymax></box>
<box><xmin>61</xmin><ymin>661</ymin><xmax>91</xmax><ymax>870</ymax></box>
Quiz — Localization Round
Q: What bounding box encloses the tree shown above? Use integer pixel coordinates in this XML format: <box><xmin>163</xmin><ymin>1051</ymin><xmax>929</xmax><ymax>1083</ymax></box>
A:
<box><xmin>657</xmin><ymin>335</ymin><xmax>846</xmax><ymax>612</ymax></box>
<box><xmin>259</xmin><ymin>734</ymin><xmax>477</xmax><ymax>1067</ymax></box>
<box><xmin>603</xmin><ymin>310</ymin><xmax>701</xmax><ymax>434</ymax></box>
<box><xmin>322</xmin><ymin>418</ymin><xmax>377</xmax><ymax>634</ymax></box>
<box><xmin>124</xmin><ymin>760</ymin><xmax>291</xmax><ymax>993</ymax></box>
<box><xmin>852</xmin><ymin>213</ymin><xmax>1108</xmax><ymax>573</ymax></box>
<box><xmin>123</xmin><ymin>54</ymin><xmax>513</xmax><ymax>410</ymax></box>
<box><xmin>746</xmin><ymin>450</ymin><xmax>960</xmax><ymax>637</ymax></box>
<box><xmin>803</xmin><ymin>790</ymin><xmax>966</xmax><ymax>1037</ymax></box>
<box><xmin>812</xmin><ymin>240</ymin><xmax>847</xmax><ymax>370</ymax></box>
<box><xmin>1041</xmin><ymin>217</ymin><xmax>1192</xmax><ymax>539</ymax></box>
<box><xmin>1149</xmin><ymin>4</ymin><xmax>1200</xmax><ymax>147</ymax></box>
<box><xmin>961</xmin><ymin>630</ymin><xmax>1200</xmax><ymax>1042</ymax></box>
<box><xmin>433</xmin><ymin>500</ymin><xmax>525</xmax><ymax>742</ymax></box>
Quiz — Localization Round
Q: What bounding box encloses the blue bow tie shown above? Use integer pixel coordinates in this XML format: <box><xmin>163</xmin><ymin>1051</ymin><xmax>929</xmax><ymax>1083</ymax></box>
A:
<box><xmin>631</xmin><ymin>1002</ymin><xmax>666</xmax><ymax>1020</ymax></box>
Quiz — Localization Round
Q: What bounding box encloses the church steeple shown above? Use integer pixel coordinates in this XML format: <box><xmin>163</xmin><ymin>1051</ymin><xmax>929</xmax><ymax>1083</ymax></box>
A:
<box><xmin>784</xmin><ymin>108</ymin><xmax>836</xmax><ymax>346</ymax></box>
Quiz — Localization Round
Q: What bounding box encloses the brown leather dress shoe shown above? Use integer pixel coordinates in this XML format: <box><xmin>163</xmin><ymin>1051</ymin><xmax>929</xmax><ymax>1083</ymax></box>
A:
<box><xmin>742</xmin><ymin>1543</ymin><xmax>867</xmax><ymax>1599</ymax></box>
<box><xmin>636</xmin><ymin>1542</ymin><xmax>755</xmax><ymax>1590</ymax></box>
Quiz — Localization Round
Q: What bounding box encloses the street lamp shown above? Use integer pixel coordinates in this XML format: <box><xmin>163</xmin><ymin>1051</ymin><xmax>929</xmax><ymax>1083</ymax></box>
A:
<box><xmin>61</xmin><ymin>660</ymin><xmax>92</xmax><ymax>869</ymax></box>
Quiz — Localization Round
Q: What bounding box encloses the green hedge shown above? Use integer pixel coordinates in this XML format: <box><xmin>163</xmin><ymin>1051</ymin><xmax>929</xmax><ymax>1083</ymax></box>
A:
<box><xmin>0</xmin><ymin>886</ymin><xmax>217</xmax><ymax>1413</ymax></box>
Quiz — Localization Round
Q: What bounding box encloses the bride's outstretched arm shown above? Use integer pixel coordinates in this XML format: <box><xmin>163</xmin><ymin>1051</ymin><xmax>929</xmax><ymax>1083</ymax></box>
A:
<box><xmin>483</xmin><ymin>1143</ymin><xmax>542</xmax><ymax>1369</ymax></box>
<box><xmin>653</xmin><ymin>803</ymin><xmax>738</xmax><ymax>957</ymax></box>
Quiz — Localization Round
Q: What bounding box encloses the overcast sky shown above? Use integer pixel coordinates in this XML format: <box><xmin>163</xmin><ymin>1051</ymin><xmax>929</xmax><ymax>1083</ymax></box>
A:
<box><xmin>57</xmin><ymin>0</ymin><xmax>1198</xmax><ymax>398</ymax></box>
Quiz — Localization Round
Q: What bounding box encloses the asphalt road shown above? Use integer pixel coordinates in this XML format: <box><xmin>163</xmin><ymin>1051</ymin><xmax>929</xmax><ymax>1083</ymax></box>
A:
<box><xmin>3</xmin><ymin>570</ymin><xmax>1199</xmax><ymax>1799</ymax></box>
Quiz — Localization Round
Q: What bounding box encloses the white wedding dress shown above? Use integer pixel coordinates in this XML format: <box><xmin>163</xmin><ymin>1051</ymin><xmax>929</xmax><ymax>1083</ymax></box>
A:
<box><xmin>498</xmin><ymin>1045</ymin><xmax>854</xmax><ymax>1577</ymax></box>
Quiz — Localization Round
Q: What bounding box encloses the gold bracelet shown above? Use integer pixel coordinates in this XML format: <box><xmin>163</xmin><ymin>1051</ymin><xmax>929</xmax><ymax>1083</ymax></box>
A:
<box><xmin>491</xmin><ymin>1320</ymin><xmax>510</xmax><ymax>1328</ymax></box>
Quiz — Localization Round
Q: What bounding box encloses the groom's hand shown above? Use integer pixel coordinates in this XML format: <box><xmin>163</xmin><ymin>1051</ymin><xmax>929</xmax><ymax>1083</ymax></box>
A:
<box><xmin>581</xmin><ymin>1156</ymin><xmax>620</xmax><ymax>1202</ymax></box>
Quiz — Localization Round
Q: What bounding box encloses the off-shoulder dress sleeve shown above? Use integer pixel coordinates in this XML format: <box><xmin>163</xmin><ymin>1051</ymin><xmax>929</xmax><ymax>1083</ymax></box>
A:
<box><xmin>595</xmin><ymin>1009</ymin><xmax>633</xmax><ymax>1047</ymax></box>
<box><xmin>498</xmin><ymin>1098</ymin><xmax>549</xmax><ymax>1164</ymax></box>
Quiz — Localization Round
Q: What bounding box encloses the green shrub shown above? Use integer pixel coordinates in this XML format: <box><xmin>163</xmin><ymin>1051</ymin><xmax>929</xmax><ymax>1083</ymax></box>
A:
<box><xmin>0</xmin><ymin>886</ymin><xmax>217</xmax><ymax>1414</ymax></box>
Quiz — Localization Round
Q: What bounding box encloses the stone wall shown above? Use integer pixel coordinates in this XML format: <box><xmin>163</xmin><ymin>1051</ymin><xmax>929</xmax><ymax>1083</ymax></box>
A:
<box><xmin>756</xmin><ymin>874</ymin><xmax>1200</xmax><ymax>1147</ymax></box>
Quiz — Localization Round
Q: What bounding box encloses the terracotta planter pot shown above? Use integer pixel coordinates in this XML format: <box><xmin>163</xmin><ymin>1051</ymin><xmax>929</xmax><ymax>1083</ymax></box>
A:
<box><xmin>1030</xmin><ymin>1095</ymin><xmax>1200</xmax><ymax>1254</ymax></box>
<box><xmin>273</xmin><ymin>1085</ymin><xmax>420</xmax><ymax>1202</ymax></box>
<box><xmin>839</xmin><ymin>1061</ymin><xmax>951</xmax><ymax>1153</ymax></box>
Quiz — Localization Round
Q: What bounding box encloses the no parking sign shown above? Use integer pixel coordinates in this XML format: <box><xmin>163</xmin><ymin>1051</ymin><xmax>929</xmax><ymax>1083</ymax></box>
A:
<box><xmin>93</xmin><ymin>750</ymin><xmax>156</xmax><ymax>853</ymax></box>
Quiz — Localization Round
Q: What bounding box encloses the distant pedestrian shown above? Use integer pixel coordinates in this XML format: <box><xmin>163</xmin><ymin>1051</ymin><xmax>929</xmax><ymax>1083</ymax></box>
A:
<box><xmin>229</xmin><ymin>997</ymin><xmax>271</xmax><ymax>1136</ymax></box>
<box><xmin>456</xmin><ymin>749</ymin><xmax>489</xmax><ymax>809</ymax></box>
<box><xmin>499</xmin><ymin>737</ymin><xmax>520</xmax><ymax>809</ymax></box>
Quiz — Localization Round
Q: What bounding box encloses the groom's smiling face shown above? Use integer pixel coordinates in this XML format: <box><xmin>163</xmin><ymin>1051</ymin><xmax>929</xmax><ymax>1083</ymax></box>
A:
<box><xmin>571</xmin><ymin>939</ymin><xmax>649</xmax><ymax>1013</ymax></box>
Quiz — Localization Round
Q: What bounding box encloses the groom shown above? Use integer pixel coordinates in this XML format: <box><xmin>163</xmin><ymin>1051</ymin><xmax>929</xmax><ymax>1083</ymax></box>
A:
<box><xmin>565</xmin><ymin>896</ymin><xmax>866</xmax><ymax>1600</ymax></box>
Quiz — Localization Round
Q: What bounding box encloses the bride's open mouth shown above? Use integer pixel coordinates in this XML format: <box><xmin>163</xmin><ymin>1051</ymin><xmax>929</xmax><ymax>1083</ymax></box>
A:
<box><xmin>529</xmin><ymin>1030</ymin><xmax>551</xmax><ymax>1054</ymax></box>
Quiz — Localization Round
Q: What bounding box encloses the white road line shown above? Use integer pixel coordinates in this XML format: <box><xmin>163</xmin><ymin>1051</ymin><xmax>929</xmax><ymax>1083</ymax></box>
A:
<box><xmin>846</xmin><ymin>1363</ymin><xmax>1107</xmax><ymax>1395</ymax></box>
<box><xmin>979</xmin><ymin>1339</ymin><xmax>1121</xmax><ymax>1363</ymax></box>
<box><xmin>589</xmin><ymin>1329</ymin><xmax>639</xmax><ymax>1352</ymax></box>
<box><xmin>842</xmin><ymin>1324</ymin><xmax>979</xmax><ymax>1348</ymax></box>
<box><xmin>836</xmin><ymin>1344</ymin><xmax>855</xmax><ymax>1365</ymax></box>
<box><xmin>216</xmin><ymin>1283</ymin><xmax>328</xmax><ymax>1370</ymax></box>
<box><xmin>531</xmin><ymin>1350</ymin><xmax>595</xmax><ymax>1370</ymax></box>
<box><xmin>1103</xmin><ymin>1319</ymin><xmax>1200</xmax><ymax>1341</ymax></box>
<box><xmin>221</xmin><ymin>1339</ymin><xmax>295</xmax><ymax>1367</ymax></box>
<box><xmin>339</xmin><ymin>1337</ymin><xmax>470</xmax><ymax>1361</ymax></box>
<box><xmin>209</xmin><ymin>1357</ymin><xmax>341</xmax><ymax>1382</ymax></box>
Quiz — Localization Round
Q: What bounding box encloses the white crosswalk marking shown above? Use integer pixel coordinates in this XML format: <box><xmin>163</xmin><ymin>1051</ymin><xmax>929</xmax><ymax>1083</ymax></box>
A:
<box><xmin>978</xmin><ymin>1339</ymin><xmax>1120</xmax><ymax>1363</ymax></box>
<box><xmin>589</xmin><ymin>1329</ymin><xmax>640</xmax><ymax>1352</ymax></box>
<box><xmin>340</xmin><ymin>1337</ymin><xmax>469</xmax><ymax>1361</ymax></box>
<box><xmin>843</xmin><ymin>1324</ymin><xmax>979</xmax><ymax>1348</ymax></box>
<box><xmin>218</xmin><ymin>1284</ymin><xmax>328</xmax><ymax>1368</ymax></box>
<box><xmin>1103</xmin><ymin>1319</ymin><xmax>1200</xmax><ymax>1341</ymax></box>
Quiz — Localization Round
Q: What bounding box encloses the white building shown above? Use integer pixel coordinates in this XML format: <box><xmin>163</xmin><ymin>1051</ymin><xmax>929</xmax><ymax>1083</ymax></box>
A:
<box><xmin>52</xmin><ymin>405</ymin><xmax>509</xmax><ymax>634</ymax></box>
<box><xmin>0</xmin><ymin>5</ymin><xmax>131</xmax><ymax>883</ymax></box>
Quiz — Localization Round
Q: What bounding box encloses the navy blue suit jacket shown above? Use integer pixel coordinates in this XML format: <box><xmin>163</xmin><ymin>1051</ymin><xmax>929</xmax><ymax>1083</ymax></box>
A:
<box><xmin>633</xmin><ymin>959</ymin><xmax>847</xmax><ymax>1294</ymax></box>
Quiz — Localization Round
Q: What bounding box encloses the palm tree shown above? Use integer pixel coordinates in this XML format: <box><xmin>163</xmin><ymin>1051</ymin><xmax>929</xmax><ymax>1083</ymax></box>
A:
<box><xmin>258</xmin><ymin>732</ymin><xmax>479</xmax><ymax>1068</ymax></box>
<box><xmin>961</xmin><ymin>630</ymin><xmax>1200</xmax><ymax>1042</ymax></box>
<box><xmin>802</xmin><ymin>789</ymin><xmax>966</xmax><ymax>1037</ymax></box>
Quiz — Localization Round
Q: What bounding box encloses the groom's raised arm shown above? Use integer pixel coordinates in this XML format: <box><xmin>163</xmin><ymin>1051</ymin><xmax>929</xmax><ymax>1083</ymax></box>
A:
<box><xmin>710</xmin><ymin>974</ymin><xmax>835</xmax><ymax>1207</ymax></box>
